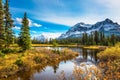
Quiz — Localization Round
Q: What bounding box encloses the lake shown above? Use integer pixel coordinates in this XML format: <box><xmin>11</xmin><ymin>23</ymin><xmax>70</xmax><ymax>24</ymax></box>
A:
<box><xmin>30</xmin><ymin>47</ymin><xmax>99</xmax><ymax>80</ymax></box>
<box><xmin>4</xmin><ymin>47</ymin><xmax>100</xmax><ymax>80</ymax></box>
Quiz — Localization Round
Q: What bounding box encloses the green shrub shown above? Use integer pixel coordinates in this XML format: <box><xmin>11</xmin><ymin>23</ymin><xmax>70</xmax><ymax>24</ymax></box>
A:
<box><xmin>53</xmin><ymin>43</ymin><xmax>58</xmax><ymax>47</ymax></box>
<box><xmin>34</xmin><ymin>56</ymin><xmax>42</xmax><ymax>63</ymax></box>
<box><xmin>115</xmin><ymin>42</ymin><xmax>120</xmax><ymax>47</ymax></box>
<box><xmin>0</xmin><ymin>51</ymin><xmax>5</xmax><ymax>58</ymax></box>
<box><xmin>2</xmin><ymin>48</ymin><xmax>17</xmax><ymax>54</ymax></box>
<box><xmin>15</xmin><ymin>59</ymin><xmax>23</xmax><ymax>67</ymax></box>
<box><xmin>52</xmin><ymin>49</ymin><xmax>61</xmax><ymax>55</ymax></box>
<box><xmin>97</xmin><ymin>47</ymin><xmax>120</xmax><ymax>61</ymax></box>
<box><xmin>57</xmin><ymin>50</ymin><xmax>61</xmax><ymax>55</ymax></box>
<box><xmin>18</xmin><ymin>53</ymin><xmax>25</xmax><ymax>58</ymax></box>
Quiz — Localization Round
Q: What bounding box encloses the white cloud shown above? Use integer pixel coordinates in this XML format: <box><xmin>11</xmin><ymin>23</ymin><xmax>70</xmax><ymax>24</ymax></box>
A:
<box><xmin>92</xmin><ymin>0</ymin><xmax>120</xmax><ymax>24</ymax></box>
<box><xmin>32</xmin><ymin>32</ymin><xmax>62</xmax><ymax>39</ymax></box>
<box><xmin>13</xmin><ymin>0</ymin><xmax>120</xmax><ymax>27</ymax></box>
<box><xmin>33</xmin><ymin>23</ymin><xmax>42</xmax><ymax>27</ymax></box>
<box><xmin>31</xmin><ymin>31</ymin><xmax>37</xmax><ymax>33</ymax></box>
<box><xmin>42</xmin><ymin>32</ymin><xmax>62</xmax><ymax>39</ymax></box>
<box><xmin>34</xmin><ymin>0</ymin><xmax>120</xmax><ymax>26</ymax></box>
<box><xmin>96</xmin><ymin>0</ymin><xmax>120</xmax><ymax>9</ymax></box>
<box><xmin>13</xmin><ymin>26</ymin><xmax>20</xmax><ymax>30</ymax></box>
<box><xmin>28</xmin><ymin>19</ymin><xmax>32</xmax><ymax>27</ymax></box>
<box><xmin>40</xmin><ymin>14</ymin><xmax>103</xmax><ymax>26</ymax></box>
<box><xmin>95</xmin><ymin>0</ymin><xmax>120</xmax><ymax>15</ymax></box>
<box><xmin>15</xmin><ymin>18</ymin><xmax>22</xmax><ymax>25</ymax></box>
<box><xmin>15</xmin><ymin>17</ymin><xmax>42</xmax><ymax>27</ymax></box>
<box><xmin>28</xmin><ymin>19</ymin><xmax>42</xmax><ymax>27</ymax></box>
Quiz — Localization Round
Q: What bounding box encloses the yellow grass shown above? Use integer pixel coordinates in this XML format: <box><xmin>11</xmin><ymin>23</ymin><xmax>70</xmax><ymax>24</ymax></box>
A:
<box><xmin>97</xmin><ymin>46</ymin><xmax>120</xmax><ymax>80</ymax></box>
<box><xmin>57</xmin><ymin>64</ymin><xmax>102</xmax><ymax>80</ymax></box>
<box><xmin>0</xmin><ymin>48</ymin><xmax>78</xmax><ymax>79</ymax></box>
<box><xmin>32</xmin><ymin>44</ymin><xmax>77</xmax><ymax>47</ymax></box>
<box><xmin>97</xmin><ymin>46</ymin><xmax>120</xmax><ymax>60</ymax></box>
<box><xmin>58</xmin><ymin>45</ymin><xmax>120</xmax><ymax>80</ymax></box>
<box><xmin>10</xmin><ymin>44</ymin><xmax>77</xmax><ymax>47</ymax></box>
<box><xmin>83</xmin><ymin>45</ymin><xmax>108</xmax><ymax>50</ymax></box>
<box><xmin>84</xmin><ymin>46</ymin><xmax>99</xmax><ymax>49</ymax></box>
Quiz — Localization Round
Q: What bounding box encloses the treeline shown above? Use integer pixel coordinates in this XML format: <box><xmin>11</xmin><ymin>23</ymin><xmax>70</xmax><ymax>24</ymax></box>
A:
<box><xmin>32</xmin><ymin>38</ymin><xmax>54</xmax><ymax>44</ymax></box>
<box><xmin>33</xmin><ymin>31</ymin><xmax>120</xmax><ymax>46</ymax></box>
<box><xmin>0</xmin><ymin>0</ymin><xmax>31</xmax><ymax>51</ymax></box>
<box><xmin>56</xmin><ymin>31</ymin><xmax>120</xmax><ymax>46</ymax></box>
<box><xmin>80</xmin><ymin>31</ymin><xmax>119</xmax><ymax>46</ymax></box>
<box><xmin>32</xmin><ymin>37</ymin><xmax>49</xmax><ymax>44</ymax></box>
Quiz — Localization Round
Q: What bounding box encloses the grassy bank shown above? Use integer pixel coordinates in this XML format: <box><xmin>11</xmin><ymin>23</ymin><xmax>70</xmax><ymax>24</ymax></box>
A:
<box><xmin>32</xmin><ymin>44</ymin><xmax>77</xmax><ymax>47</ymax></box>
<box><xmin>10</xmin><ymin>44</ymin><xmax>77</xmax><ymax>47</ymax></box>
<box><xmin>10</xmin><ymin>44</ymin><xmax>109</xmax><ymax>50</ymax></box>
<box><xmin>0</xmin><ymin>48</ymin><xmax>78</xmax><ymax>79</ymax></box>
<box><xmin>97</xmin><ymin>46</ymin><xmax>120</xmax><ymax>80</ymax></box>
<box><xmin>57</xmin><ymin>45</ymin><xmax>120</xmax><ymax>80</ymax></box>
<box><xmin>32</xmin><ymin>44</ymin><xmax>109</xmax><ymax>50</ymax></box>
<box><xmin>83</xmin><ymin>45</ymin><xmax>108</xmax><ymax>50</ymax></box>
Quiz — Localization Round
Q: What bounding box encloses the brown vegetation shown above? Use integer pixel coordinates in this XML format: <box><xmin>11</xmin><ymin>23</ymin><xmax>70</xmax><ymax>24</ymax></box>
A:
<box><xmin>97</xmin><ymin>46</ymin><xmax>120</xmax><ymax>80</ymax></box>
<box><xmin>0</xmin><ymin>48</ymin><xmax>78</xmax><ymax>79</ymax></box>
<box><xmin>57</xmin><ymin>45</ymin><xmax>120</xmax><ymax>80</ymax></box>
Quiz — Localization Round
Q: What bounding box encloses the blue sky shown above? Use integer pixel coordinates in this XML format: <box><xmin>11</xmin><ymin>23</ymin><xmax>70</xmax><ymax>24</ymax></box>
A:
<box><xmin>8</xmin><ymin>0</ymin><xmax>120</xmax><ymax>38</ymax></box>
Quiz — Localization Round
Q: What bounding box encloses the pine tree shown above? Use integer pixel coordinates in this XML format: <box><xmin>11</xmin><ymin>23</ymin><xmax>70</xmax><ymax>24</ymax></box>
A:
<box><xmin>94</xmin><ymin>31</ymin><xmax>99</xmax><ymax>45</ymax></box>
<box><xmin>18</xmin><ymin>12</ymin><xmax>31</xmax><ymax>50</ymax></box>
<box><xmin>0</xmin><ymin>0</ymin><xmax>5</xmax><ymax>48</ymax></box>
<box><xmin>100</xmin><ymin>32</ymin><xmax>104</xmax><ymax>45</ymax></box>
<box><xmin>90</xmin><ymin>32</ymin><xmax>94</xmax><ymax>45</ymax></box>
<box><xmin>82</xmin><ymin>33</ymin><xmax>85</xmax><ymax>45</ymax></box>
<box><xmin>4</xmin><ymin>0</ymin><xmax>14</xmax><ymax>48</ymax></box>
<box><xmin>111</xmin><ymin>34</ymin><xmax>116</xmax><ymax>46</ymax></box>
<box><xmin>107</xmin><ymin>36</ymin><xmax>111</xmax><ymax>46</ymax></box>
<box><xmin>84</xmin><ymin>33</ymin><xmax>88</xmax><ymax>45</ymax></box>
<box><xmin>88</xmin><ymin>35</ymin><xmax>91</xmax><ymax>45</ymax></box>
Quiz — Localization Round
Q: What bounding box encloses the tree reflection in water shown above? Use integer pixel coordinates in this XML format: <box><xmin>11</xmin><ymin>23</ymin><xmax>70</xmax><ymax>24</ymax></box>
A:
<box><xmin>1</xmin><ymin>47</ymin><xmax>100</xmax><ymax>80</ymax></box>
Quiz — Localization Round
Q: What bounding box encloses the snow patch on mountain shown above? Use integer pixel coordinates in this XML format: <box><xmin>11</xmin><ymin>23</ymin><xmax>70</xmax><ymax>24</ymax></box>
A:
<box><xmin>59</xmin><ymin>18</ymin><xmax>120</xmax><ymax>39</ymax></box>
<box><xmin>33</xmin><ymin>33</ymin><xmax>62</xmax><ymax>42</ymax></box>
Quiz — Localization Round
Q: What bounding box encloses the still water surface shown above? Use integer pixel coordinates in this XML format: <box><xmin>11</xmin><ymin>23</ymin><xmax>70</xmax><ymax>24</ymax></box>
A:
<box><xmin>29</xmin><ymin>47</ymin><xmax>99</xmax><ymax>80</ymax></box>
<box><xmin>4</xmin><ymin>47</ymin><xmax>99</xmax><ymax>80</ymax></box>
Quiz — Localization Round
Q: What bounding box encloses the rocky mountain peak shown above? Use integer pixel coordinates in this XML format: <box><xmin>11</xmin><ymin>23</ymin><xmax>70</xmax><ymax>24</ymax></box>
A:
<box><xmin>104</xmin><ymin>18</ymin><xmax>113</xmax><ymax>23</ymax></box>
<box><xmin>59</xmin><ymin>19</ymin><xmax>120</xmax><ymax>39</ymax></box>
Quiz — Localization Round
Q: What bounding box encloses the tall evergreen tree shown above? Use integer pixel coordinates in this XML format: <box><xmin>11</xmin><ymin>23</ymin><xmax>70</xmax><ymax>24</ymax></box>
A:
<box><xmin>4</xmin><ymin>0</ymin><xmax>14</xmax><ymax>48</ymax></box>
<box><xmin>94</xmin><ymin>31</ymin><xmax>99</xmax><ymax>45</ymax></box>
<box><xmin>111</xmin><ymin>34</ymin><xmax>116</xmax><ymax>45</ymax></box>
<box><xmin>100</xmin><ymin>32</ymin><xmax>104</xmax><ymax>45</ymax></box>
<box><xmin>84</xmin><ymin>33</ymin><xmax>88</xmax><ymax>45</ymax></box>
<box><xmin>0</xmin><ymin>0</ymin><xmax>5</xmax><ymax>48</ymax></box>
<box><xmin>90</xmin><ymin>32</ymin><xmax>94</xmax><ymax>45</ymax></box>
<box><xmin>18</xmin><ymin>12</ymin><xmax>31</xmax><ymax>50</ymax></box>
<box><xmin>82</xmin><ymin>33</ymin><xmax>85</xmax><ymax>45</ymax></box>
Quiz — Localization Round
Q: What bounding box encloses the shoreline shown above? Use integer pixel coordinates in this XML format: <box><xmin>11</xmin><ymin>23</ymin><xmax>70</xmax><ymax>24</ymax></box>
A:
<box><xmin>10</xmin><ymin>44</ymin><xmax>108</xmax><ymax>49</ymax></box>
<box><xmin>32</xmin><ymin>44</ymin><xmax>109</xmax><ymax>50</ymax></box>
<box><xmin>0</xmin><ymin>48</ymin><xmax>78</xmax><ymax>79</ymax></box>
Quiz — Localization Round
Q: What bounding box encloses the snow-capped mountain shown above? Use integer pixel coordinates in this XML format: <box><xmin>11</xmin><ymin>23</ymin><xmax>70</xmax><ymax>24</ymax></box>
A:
<box><xmin>34</xmin><ymin>33</ymin><xmax>62</xmax><ymax>42</ymax></box>
<box><xmin>35</xmin><ymin>34</ymin><xmax>46</xmax><ymax>42</ymax></box>
<box><xmin>59</xmin><ymin>18</ymin><xmax>120</xmax><ymax>39</ymax></box>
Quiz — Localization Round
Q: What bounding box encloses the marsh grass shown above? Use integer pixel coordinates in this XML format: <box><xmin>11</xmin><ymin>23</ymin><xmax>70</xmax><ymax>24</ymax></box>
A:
<box><xmin>97</xmin><ymin>46</ymin><xmax>120</xmax><ymax>80</ymax></box>
<box><xmin>0</xmin><ymin>48</ymin><xmax>78</xmax><ymax>79</ymax></box>
<box><xmin>57</xmin><ymin>63</ymin><xmax>102</xmax><ymax>80</ymax></box>
<box><xmin>57</xmin><ymin>45</ymin><xmax>120</xmax><ymax>80</ymax></box>
<box><xmin>83</xmin><ymin>46</ymin><xmax>107</xmax><ymax>50</ymax></box>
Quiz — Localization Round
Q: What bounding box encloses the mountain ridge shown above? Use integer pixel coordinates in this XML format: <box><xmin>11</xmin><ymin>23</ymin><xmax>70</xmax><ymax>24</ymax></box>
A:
<box><xmin>59</xmin><ymin>18</ymin><xmax>120</xmax><ymax>39</ymax></box>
